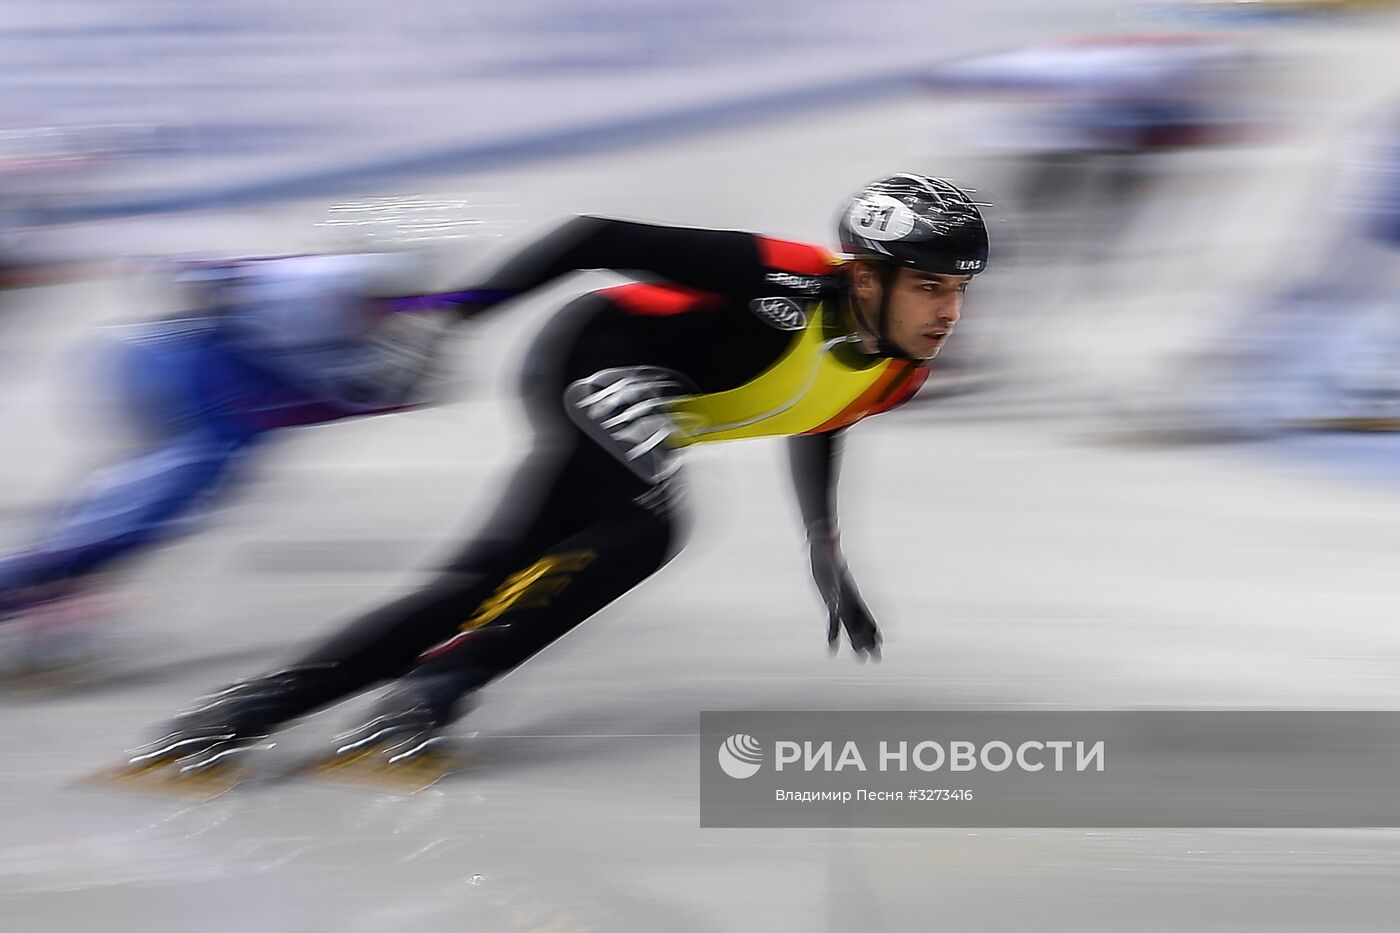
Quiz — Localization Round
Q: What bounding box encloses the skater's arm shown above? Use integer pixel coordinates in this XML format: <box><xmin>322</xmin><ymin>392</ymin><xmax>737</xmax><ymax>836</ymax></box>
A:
<box><xmin>788</xmin><ymin>430</ymin><xmax>882</xmax><ymax>659</ymax></box>
<box><xmin>788</xmin><ymin>429</ymin><xmax>843</xmax><ymax>537</ymax></box>
<box><xmin>437</xmin><ymin>216</ymin><xmax>838</xmax><ymax>318</ymax></box>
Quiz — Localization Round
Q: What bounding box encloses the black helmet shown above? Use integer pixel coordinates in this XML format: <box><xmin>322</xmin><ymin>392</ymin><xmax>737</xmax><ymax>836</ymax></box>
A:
<box><xmin>838</xmin><ymin>174</ymin><xmax>989</xmax><ymax>275</ymax></box>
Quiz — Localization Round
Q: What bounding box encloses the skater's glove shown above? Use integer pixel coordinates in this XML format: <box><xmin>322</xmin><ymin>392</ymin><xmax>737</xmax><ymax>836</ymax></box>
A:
<box><xmin>807</xmin><ymin>527</ymin><xmax>881</xmax><ymax>660</ymax></box>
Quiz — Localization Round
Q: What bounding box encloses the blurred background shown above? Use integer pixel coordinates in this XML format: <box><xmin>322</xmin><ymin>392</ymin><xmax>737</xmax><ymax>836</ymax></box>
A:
<box><xmin>3</xmin><ymin>0</ymin><xmax>1400</xmax><ymax>930</ymax></box>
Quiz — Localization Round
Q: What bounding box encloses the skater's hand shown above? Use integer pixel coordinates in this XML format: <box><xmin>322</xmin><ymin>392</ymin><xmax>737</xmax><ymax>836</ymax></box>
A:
<box><xmin>807</xmin><ymin>529</ymin><xmax>881</xmax><ymax>660</ymax></box>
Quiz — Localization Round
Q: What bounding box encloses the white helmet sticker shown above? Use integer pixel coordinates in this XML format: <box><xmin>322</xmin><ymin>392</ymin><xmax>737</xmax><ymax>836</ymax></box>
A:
<box><xmin>846</xmin><ymin>194</ymin><xmax>917</xmax><ymax>242</ymax></box>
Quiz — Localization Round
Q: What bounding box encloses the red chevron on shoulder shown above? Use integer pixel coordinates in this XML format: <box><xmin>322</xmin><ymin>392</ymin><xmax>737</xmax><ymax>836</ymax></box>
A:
<box><xmin>755</xmin><ymin>236</ymin><xmax>839</xmax><ymax>276</ymax></box>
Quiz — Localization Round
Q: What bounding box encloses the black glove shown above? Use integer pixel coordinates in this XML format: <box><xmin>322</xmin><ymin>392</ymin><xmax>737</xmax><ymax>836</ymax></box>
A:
<box><xmin>807</xmin><ymin>528</ymin><xmax>881</xmax><ymax>659</ymax></box>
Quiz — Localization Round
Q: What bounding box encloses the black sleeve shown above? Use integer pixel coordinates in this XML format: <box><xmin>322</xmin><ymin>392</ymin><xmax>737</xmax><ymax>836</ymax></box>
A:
<box><xmin>443</xmin><ymin>216</ymin><xmax>770</xmax><ymax>316</ymax></box>
<box><xmin>787</xmin><ymin>429</ymin><xmax>845</xmax><ymax>537</ymax></box>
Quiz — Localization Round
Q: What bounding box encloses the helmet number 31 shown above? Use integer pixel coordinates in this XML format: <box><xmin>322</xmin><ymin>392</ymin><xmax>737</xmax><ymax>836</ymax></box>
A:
<box><xmin>847</xmin><ymin>194</ymin><xmax>916</xmax><ymax>242</ymax></box>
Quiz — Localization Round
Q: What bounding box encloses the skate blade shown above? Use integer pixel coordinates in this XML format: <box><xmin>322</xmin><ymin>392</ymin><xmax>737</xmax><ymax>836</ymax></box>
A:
<box><xmin>78</xmin><ymin>759</ymin><xmax>245</xmax><ymax>801</ymax></box>
<box><xmin>301</xmin><ymin>745</ymin><xmax>471</xmax><ymax>794</ymax></box>
<box><xmin>0</xmin><ymin>664</ymin><xmax>106</xmax><ymax>697</ymax></box>
<box><xmin>0</xmin><ymin>644</ymin><xmax>114</xmax><ymax>696</ymax></box>
<box><xmin>1287</xmin><ymin>417</ymin><xmax>1400</xmax><ymax>433</ymax></box>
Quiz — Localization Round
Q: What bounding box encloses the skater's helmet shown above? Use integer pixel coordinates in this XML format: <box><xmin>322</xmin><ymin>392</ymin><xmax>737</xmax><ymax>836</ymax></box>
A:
<box><xmin>838</xmin><ymin>174</ymin><xmax>989</xmax><ymax>276</ymax></box>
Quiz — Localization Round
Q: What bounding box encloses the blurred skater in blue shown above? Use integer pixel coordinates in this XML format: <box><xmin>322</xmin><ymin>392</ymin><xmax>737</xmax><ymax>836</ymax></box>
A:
<box><xmin>1174</xmin><ymin>104</ymin><xmax>1400</xmax><ymax>438</ymax></box>
<box><xmin>0</xmin><ymin>250</ymin><xmax>455</xmax><ymax>665</ymax></box>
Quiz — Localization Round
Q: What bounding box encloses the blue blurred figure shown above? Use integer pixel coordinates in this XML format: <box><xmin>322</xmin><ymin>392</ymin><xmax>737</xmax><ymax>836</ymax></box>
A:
<box><xmin>0</xmin><ymin>250</ymin><xmax>455</xmax><ymax>662</ymax></box>
<box><xmin>1189</xmin><ymin>103</ymin><xmax>1400</xmax><ymax>437</ymax></box>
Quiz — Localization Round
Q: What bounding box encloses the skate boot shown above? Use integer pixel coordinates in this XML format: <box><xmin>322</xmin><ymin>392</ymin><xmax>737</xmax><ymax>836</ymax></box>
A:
<box><xmin>309</xmin><ymin>669</ymin><xmax>480</xmax><ymax>791</ymax></box>
<box><xmin>99</xmin><ymin>664</ymin><xmax>342</xmax><ymax>796</ymax></box>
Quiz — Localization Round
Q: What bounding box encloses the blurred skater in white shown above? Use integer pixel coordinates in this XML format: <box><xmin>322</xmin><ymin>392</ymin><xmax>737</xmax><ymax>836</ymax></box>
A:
<box><xmin>919</xmin><ymin>32</ymin><xmax>1266</xmax><ymax>399</ymax></box>
<box><xmin>928</xmin><ymin>33</ymin><xmax>1259</xmax><ymax>267</ymax></box>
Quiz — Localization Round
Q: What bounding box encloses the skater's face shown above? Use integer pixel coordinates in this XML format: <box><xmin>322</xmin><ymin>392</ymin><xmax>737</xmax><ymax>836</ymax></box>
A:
<box><xmin>851</xmin><ymin>264</ymin><xmax>970</xmax><ymax>360</ymax></box>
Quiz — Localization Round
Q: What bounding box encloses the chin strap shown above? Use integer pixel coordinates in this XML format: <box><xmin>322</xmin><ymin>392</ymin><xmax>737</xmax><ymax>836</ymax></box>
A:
<box><xmin>853</xmin><ymin>264</ymin><xmax>918</xmax><ymax>361</ymax></box>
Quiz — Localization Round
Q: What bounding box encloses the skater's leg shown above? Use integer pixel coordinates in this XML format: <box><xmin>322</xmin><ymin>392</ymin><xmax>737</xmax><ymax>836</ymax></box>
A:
<box><xmin>325</xmin><ymin>490</ymin><xmax>677</xmax><ymax>768</ymax></box>
<box><xmin>0</xmin><ymin>429</ymin><xmax>254</xmax><ymax>610</ymax></box>
<box><xmin>280</xmin><ymin>423</ymin><xmax>676</xmax><ymax>712</ymax></box>
<box><xmin>413</xmin><ymin>492</ymin><xmax>677</xmax><ymax>690</ymax></box>
<box><xmin>138</xmin><ymin>429</ymin><xmax>678</xmax><ymax>772</ymax></box>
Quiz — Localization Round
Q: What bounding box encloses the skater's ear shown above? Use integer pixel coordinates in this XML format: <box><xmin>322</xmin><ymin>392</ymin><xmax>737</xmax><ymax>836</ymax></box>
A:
<box><xmin>849</xmin><ymin>261</ymin><xmax>883</xmax><ymax>303</ymax></box>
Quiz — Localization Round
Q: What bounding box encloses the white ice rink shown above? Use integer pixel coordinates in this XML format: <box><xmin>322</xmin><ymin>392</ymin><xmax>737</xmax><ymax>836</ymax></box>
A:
<box><xmin>5</xmin><ymin>15</ymin><xmax>1400</xmax><ymax>933</ymax></box>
